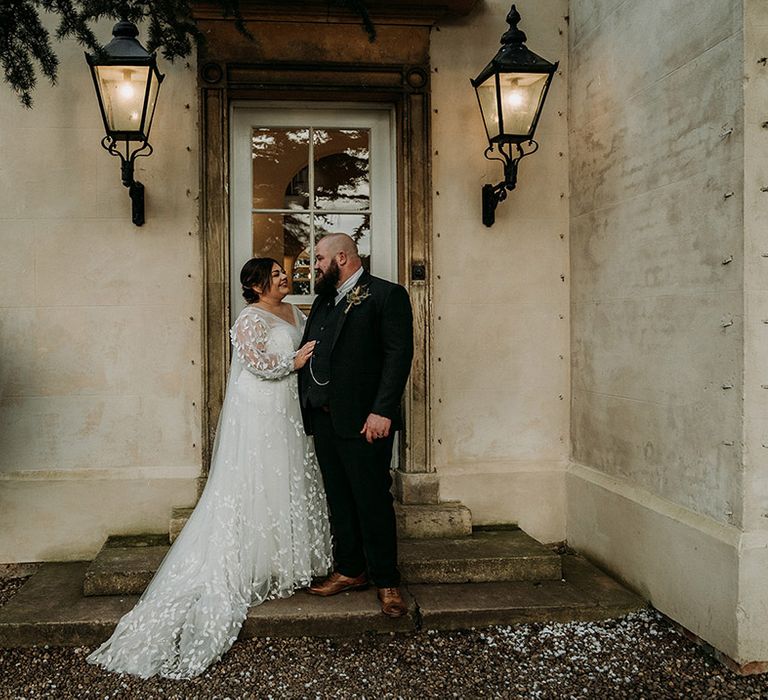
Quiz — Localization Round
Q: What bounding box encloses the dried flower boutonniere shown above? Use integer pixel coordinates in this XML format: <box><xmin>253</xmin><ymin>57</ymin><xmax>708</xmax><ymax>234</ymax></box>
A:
<box><xmin>344</xmin><ymin>285</ymin><xmax>371</xmax><ymax>314</ymax></box>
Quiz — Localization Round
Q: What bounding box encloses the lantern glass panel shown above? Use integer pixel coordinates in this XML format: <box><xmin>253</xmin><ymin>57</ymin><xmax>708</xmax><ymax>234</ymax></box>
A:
<box><xmin>475</xmin><ymin>75</ymin><xmax>500</xmax><ymax>142</ymax></box>
<box><xmin>94</xmin><ymin>65</ymin><xmax>150</xmax><ymax>134</ymax></box>
<box><xmin>498</xmin><ymin>72</ymin><xmax>549</xmax><ymax>138</ymax></box>
<box><xmin>144</xmin><ymin>69</ymin><xmax>161</xmax><ymax>135</ymax></box>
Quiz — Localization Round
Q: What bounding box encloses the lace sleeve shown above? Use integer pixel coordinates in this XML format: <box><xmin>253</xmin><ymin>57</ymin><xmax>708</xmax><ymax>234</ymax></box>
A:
<box><xmin>230</xmin><ymin>313</ymin><xmax>295</xmax><ymax>380</ymax></box>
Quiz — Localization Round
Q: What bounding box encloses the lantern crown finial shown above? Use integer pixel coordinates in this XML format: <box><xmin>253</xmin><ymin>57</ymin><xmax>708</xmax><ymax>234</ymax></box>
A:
<box><xmin>501</xmin><ymin>5</ymin><xmax>527</xmax><ymax>46</ymax></box>
<box><xmin>111</xmin><ymin>20</ymin><xmax>140</xmax><ymax>40</ymax></box>
<box><xmin>94</xmin><ymin>18</ymin><xmax>154</xmax><ymax>62</ymax></box>
<box><xmin>471</xmin><ymin>5</ymin><xmax>557</xmax><ymax>87</ymax></box>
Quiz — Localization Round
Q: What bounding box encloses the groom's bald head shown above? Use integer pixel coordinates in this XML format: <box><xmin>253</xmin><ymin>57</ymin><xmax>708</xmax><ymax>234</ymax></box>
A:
<box><xmin>314</xmin><ymin>233</ymin><xmax>362</xmax><ymax>293</ymax></box>
<box><xmin>317</xmin><ymin>233</ymin><xmax>359</xmax><ymax>261</ymax></box>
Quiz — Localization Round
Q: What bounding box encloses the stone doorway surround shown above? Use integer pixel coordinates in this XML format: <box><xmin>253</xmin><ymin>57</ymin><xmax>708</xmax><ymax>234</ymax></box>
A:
<box><xmin>193</xmin><ymin>0</ymin><xmax>477</xmax><ymax>527</ymax></box>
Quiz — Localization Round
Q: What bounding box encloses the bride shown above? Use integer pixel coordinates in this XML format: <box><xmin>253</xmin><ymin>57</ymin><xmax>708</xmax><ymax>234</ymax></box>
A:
<box><xmin>87</xmin><ymin>258</ymin><xmax>332</xmax><ymax>679</ymax></box>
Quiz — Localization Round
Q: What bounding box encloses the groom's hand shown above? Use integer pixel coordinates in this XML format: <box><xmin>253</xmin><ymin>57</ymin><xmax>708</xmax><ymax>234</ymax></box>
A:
<box><xmin>360</xmin><ymin>413</ymin><xmax>392</xmax><ymax>444</ymax></box>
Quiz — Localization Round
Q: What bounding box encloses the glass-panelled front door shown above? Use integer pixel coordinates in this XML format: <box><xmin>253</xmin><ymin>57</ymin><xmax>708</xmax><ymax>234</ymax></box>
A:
<box><xmin>230</xmin><ymin>105</ymin><xmax>395</xmax><ymax>323</ymax></box>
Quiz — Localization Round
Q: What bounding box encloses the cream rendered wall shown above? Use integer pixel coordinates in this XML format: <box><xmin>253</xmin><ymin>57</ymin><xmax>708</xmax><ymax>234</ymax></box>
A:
<box><xmin>0</xmin><ymin>20</ymin><xmax>201</xmax><ymax>562</ymax></box>
<box><xmin>570</xmin><ymin>0</ymin><xmax>744</xmax><ymax>525</ymax></box>
<box><xmin>431</xmin><ymin>0</ymin><xmax>570</xmax><ymax>542</ymax></box>
<box><xmin>568</xmin><ymin>0</ymin><xmax>768</xmax><ymax>666</ymax></box>
<box><xmin>740</xmin><ymin>0</ymin><xmax>768</xmax><ymax>666</ymax></box>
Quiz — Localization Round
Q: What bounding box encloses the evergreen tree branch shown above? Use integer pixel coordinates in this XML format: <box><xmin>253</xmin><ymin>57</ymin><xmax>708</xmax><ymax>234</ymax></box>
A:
<box><xmin>1</xmin><ymin>0</ymin><xmax>372</xmax><ymax>107</ymax></box>
<box><xmin>0</xmin><ymin>0</ymin><xmax>60</xmax><ymax>106</ymax></box>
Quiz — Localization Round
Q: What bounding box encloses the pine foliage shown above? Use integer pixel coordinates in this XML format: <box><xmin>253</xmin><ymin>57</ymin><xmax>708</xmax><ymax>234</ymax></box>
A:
<box><xmin>0</xmin><ymin>0</ymin><xmax>375</xmax><ymax>107</ymax></box>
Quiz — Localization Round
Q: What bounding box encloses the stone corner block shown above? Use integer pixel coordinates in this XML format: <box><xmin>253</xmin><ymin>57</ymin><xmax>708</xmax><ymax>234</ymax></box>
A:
<box><xmin>395</xmin><ymin>501</ymin><xmax>473</xmax><ymax>539</ymax></box>
<box><xmin>394</xmin><ymin>470</ymin><xmax>440</xmax><ymax>505</ymax></box>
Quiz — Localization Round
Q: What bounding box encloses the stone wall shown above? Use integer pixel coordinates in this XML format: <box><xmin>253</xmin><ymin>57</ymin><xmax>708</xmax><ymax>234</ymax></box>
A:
<box><xmin>431</xmin><ymin>0</ymin><xmax>570</xmax><ymax>542</ymax></box>
<box><xmin>0</xmin><ymin>20</ymin><xmax>201</xmax><ymax>561</ymax></box>
<box><xmin>566</xmin><ymin>0</ymin><xmax>768</xmax><ymax>665</ymax></box>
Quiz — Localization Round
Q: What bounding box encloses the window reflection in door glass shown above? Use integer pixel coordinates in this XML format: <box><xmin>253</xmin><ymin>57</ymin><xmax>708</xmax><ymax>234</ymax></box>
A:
<box><xmin>315</xmin><ymin>214</ymin><xmax>371</xmax><ymax>273</ymax></box>
<box><xmin>251</xmin><ymin>213</ymin><xmax>311</xmax><ymax>294</ymax></box>
<box><xmin>313</xmin><ymin>129</ymin><xmax>370</xmax><ymax>211</ymax></box>
<box><xmin>251</xmin><ymin>128</ymin><xmax>310</xmax><ymax>210</ymax></box>
<box><xmin>251</xmin><ymin>126</ymin><xmax>372</xmax><ymax>294</ymax></box>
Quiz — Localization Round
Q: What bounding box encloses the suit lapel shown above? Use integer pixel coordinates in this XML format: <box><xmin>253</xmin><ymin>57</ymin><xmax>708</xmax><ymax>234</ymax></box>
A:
<box><xmin>330</xmin><ymin>270</ymin><xmax>371</xmax><ymax>352</ymax></box>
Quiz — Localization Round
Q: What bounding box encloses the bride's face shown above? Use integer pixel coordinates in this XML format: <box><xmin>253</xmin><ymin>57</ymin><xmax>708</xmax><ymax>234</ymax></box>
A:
<box><xmin>255</xmin><ymin>263</ymin><xmax>289</xmax><ymax>301</ymax></box>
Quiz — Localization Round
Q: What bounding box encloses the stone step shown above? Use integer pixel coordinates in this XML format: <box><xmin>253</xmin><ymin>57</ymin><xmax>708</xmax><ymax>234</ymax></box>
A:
<box><xmin>169</xmin><ymin>507</ymin><xmax>192</xmax><ymax>543</ymax></box>
<box><xmin>82</xmin><ymin>535</ymin><xmax>169</xmax><ymax>597</ymax></box>
<box><xmin>410</xmin><ymin>555</ymin><xmax>646</xmax><ymax>630</ymax></box>
<box><xmin>170</xmin><ymin>501</ymin><xmax>474</xmax><ymax>543</ymax></box>
<box><xmin>83</xmin><ymin>529</ymin><xmax>561</xmax><ymax>596</ymax></box>
<box><xmin>399</xmin><ymin>530</ymin><xmax>562</xmax><ymax>584</ymax></box>
<box><xmin>0</xmin><ymin>556</ymin><xmax>645</xmax><ymax>648</ymax></box>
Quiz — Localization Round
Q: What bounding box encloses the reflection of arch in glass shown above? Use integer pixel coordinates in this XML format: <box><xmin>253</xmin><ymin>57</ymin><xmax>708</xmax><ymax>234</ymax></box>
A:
<box><xmin>281</xmin><ymin>151</ymin><xmax>370</xmax><ymax>292</ymax></box>
<box><xmin>282</xmin><ymin>167</ymin><xmax>309</xmax><ymax>294</ymax></box>
<box><xmin>282</xmin><ymin>214</ymin><xmax>310</xmax><ymax>294</ymax></box>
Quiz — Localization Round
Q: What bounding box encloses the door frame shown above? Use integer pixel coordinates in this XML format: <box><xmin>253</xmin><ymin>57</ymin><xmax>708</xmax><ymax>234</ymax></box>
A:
<box><xmin>198</xmin><ymin>60</ymin><xmax>433</xmax><ymax>485</ymax></box>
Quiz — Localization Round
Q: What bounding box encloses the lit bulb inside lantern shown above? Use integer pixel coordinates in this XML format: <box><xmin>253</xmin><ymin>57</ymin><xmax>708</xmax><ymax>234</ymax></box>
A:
<box><xmin>506</xmin><ymin>89</ymin><xmax>525</xmax><ymax>109</ymax></box>
<box><xmin>118</xmin><ymin>82</ymin><xmax>135</xmax><ymax>100</ymax></box>
<box><xmin>117</xmin><ymin>69</ymin><xmax>135</xmax><ymax>100</ymax></box>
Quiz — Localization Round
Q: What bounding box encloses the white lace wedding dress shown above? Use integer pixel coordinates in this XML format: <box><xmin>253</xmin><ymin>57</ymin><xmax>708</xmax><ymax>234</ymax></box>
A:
<box><xmin>87</xmin><ymin>304</ymin><xmax>332</xmax><ymax>679</ymax></box>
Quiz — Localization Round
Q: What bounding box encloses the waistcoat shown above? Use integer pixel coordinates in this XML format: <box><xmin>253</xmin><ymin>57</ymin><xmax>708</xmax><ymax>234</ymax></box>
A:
<box><xmin>302</xmin><ymin>297</ymin><xmax>346</xmax><ymax>408</ymax></box>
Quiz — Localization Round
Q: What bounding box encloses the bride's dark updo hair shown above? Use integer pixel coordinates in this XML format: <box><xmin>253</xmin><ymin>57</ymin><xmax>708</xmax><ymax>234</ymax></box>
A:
<box><xmin>240</xmin><ymin>257</ymin><xmax>280</xmax><ymax>303</ymax></box>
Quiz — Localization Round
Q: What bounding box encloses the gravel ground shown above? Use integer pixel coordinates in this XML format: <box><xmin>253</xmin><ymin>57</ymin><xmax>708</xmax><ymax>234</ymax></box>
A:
<box><xmin>2</xmin><ymin>579</ymin><xmax>768</xmax><ymax>699</ymax></box>
<box><xmin>0</xmin><ymin>578</ymin><xmax>28</xmax><ymax>608</ymax></box>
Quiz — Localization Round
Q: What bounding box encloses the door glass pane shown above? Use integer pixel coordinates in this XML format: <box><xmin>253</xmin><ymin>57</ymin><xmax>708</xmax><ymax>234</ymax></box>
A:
<box><xmin>313</xmin><ymin>129</ymin><xmax>370</xmax><ymax>211</ymax></box>
<box><xmin>252</xmin><ymin>128</ymin><xmax>310</xmax><ymax>210</ymax></box>
<box><xmin>314</xmin><ymin>214</ymin><xmax>371</xmax><ymax>273</ymax></box>
<box><xmin>252</xmin><ymin>213</ymin><xmax>311</xmax><ymax>294</ymax></box>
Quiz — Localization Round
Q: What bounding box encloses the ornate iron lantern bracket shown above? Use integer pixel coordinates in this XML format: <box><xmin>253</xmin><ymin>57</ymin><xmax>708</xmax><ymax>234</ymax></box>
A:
<box><xmin>481</xmin><ymin>140</ymin><xmax>539</xmax><ymax>227</ymax></box>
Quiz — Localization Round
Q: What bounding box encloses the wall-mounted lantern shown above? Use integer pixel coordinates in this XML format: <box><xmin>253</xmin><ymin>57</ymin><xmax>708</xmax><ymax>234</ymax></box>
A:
<box><xmin>85</xmin><ymin>20</ymin><xmax>164</xmax><ymax>226</ymax></box>
<box><xmin>471</xmin><ymin>5</ymin><xmax>558</xmax><ymax>227</ymax></box>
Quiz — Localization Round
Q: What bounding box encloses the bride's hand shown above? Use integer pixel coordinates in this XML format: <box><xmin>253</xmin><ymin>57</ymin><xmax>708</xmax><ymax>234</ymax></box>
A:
<box><xmin>293</xmin><ymin>341</ymin><xmax>316</xmax><ymax>370</ymax></box>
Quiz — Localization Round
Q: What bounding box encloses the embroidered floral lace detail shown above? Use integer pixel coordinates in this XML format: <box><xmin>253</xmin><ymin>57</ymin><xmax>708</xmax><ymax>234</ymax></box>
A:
<box><xmin>87</xmin><ymin>304</ymin><xmax>332</xmax><ymax>679</ymax></box>
<box><xmin>230</xmin><ymin>308</ymin><xmax>296</xmax><ymax>380</ymax></box>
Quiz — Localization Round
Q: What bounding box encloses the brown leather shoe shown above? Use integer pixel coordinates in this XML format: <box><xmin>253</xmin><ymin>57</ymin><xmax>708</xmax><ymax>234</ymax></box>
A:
<box><xmin>308</xmin><ymin>571</ymin><xmax>368</xmax><ymax>596</ymax></box>
<box><xmin>377</xmin><ymin>587</ymin><xmax>408</xmax><ymax>618</ymax></box>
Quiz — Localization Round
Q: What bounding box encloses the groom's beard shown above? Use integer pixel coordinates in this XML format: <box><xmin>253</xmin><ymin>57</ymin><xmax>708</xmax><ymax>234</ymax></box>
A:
<box><xmin>315</xmin><ymin>260</ymin><xmax>341</xmax><ymax>297</ymax></box>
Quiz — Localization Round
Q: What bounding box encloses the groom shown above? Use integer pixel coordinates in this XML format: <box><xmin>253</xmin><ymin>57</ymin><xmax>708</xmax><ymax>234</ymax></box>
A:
<box><xmin>299</xmin><ymin>233</ymin><xmax>414</xmax><ymax>617</ymax></box>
